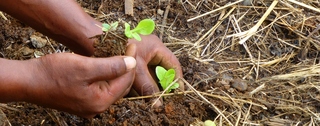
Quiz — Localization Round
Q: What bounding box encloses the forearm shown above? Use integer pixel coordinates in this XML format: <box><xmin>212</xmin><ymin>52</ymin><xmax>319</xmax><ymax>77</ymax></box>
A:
<box><xmin>0</xmin><ymin>58</ymin><xmax>35</xmax><ymax>102</ymax></box>
<box><xmin>0</xmin><ymin>0</ymin><xmax>102</xmax><ymax>56</ymax></box>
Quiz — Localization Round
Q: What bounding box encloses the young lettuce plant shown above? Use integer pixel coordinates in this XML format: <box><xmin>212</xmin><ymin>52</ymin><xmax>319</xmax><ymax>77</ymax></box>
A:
<box><xmin>155</xmin><ymin>66</ymin><xmax>179</xmax><ymax>93</ymax></box>
<box><xmin>124</xmin><ymin>19</ymin><xmax>155</xmax><ymax>41</ymax></box>
<box><xmin>101</xmin><ymin>22</ymin><xmax>119</xmax><ymax>32</ymax></box>
<box><xmin>204</xmin><ymin>120</ymin><xmax>216</xmax><ymax>126</ymax></box>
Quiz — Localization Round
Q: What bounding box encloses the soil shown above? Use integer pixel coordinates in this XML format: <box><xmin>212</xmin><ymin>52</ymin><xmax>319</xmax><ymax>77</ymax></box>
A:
<box><xmin>1</xmin><ymin>0</ymin><xmax>320</xmax><ymax>125</ymax></box>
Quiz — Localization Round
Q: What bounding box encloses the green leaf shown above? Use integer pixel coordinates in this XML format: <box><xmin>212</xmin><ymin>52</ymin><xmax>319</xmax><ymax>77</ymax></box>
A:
<box><xmin>156</xmin><ymin>66</ymin><xmax>180</xmax><ymax>93</ymax></box>
<box><xmin>131</xmin><ymin>33</ymin><xmax>141</xmax><ymax>41</ymax></box>
<box><xmin>160</xmin><ymin>79</ymin><xmax>167</xmax><ymax>90</ymax></box>
<box><xmin>102</xmin><ymin>23</ymin><xmax>110</xmax><ymax>32</ymax></box>
<box><xmin>156</xmin><ymin>66</ymin><xmax>167</xmax><ymax>81</ymax></box>
<box><xmin>110</xmin><ymin>22</ymin><xmax>119</xmax><ymax>31</ymax></box>
<box><xmin>165</xmin><ymin>69</ymin><xmax>175</xmax><ymax>84</ymax></box>
<box><xmin>166</xmin><ymin>83</ymin><xmax>179</xmax><ymax>93</ymax></box>
<box><xmin>171</xmin><ymin>83</ymin><xmax>179</xmax><ymax>89</ymax></box>
<box><xmin>131</xmin><ymin>19</ymin><xmax>155</xmax><ymax>35</ymax></box>
<box><xmin>124</xmin><ymin>23</ymin><xmax>132</xmax><ymax>38</ymax></box>
<box><xmin>204</xmin><ymin>120</ymin><xmax>216</xmax><ymax>126</ymax></box>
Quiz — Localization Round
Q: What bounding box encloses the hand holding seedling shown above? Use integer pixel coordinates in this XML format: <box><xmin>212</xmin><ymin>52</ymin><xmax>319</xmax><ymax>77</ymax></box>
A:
<box><xmin>126</xmin><ymin>35</ymin><xmax>184</xmax><ymax>107</ymax></box>
<box><xmin>13</xmin><ymin>46</ymin><xmax>136</xmax><ymax>118</ymax></box>
<box><xmin>0</xmin><ymin>44</ymin><xmax>137</xmax><ymax>118</ymax></box>
<box><xmin>0</xmin><ymin>0</ymin><xmax>184</xmax><ymax>118</ymax></box>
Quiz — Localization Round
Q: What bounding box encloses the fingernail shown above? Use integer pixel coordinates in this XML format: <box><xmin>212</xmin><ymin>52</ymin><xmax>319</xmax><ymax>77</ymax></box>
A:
<box><xmin>124</xmin><ymin>57</ymin><xmax>136</xmax><ymax>70</ymax></box>
<box><xmin>152</xmin><ymin>99</ymin><xmax>162</xmax><ymax>108</ymax></box>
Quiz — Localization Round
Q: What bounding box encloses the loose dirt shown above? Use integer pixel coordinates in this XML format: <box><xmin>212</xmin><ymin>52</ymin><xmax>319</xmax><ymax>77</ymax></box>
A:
<box><xmin>1</xmin><ymin>0</ymin><xmax>320</xmax><ymax>125</ymax></box>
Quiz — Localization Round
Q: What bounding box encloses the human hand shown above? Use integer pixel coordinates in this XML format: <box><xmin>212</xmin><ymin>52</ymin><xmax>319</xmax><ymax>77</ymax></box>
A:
<box><xmin>127</xmin><ymin>35</ymin><xmax>183</xmax><ymax>106</ymax></box>
<box><xmin>24</xmin><ymin>45</ymin><xmax>137</xmax><ymax>118</ymax></box>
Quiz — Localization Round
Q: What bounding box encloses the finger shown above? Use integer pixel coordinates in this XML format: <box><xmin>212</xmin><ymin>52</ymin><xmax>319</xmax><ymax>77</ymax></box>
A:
<box><xmin>132</xmin><ymin>58</ymin><xmax>160</xmax><ymax>96</ymax></box>
<box><xmin>86</xmin><ymin>56</ymin><xmax>136</xmax><ymax>83</ymax></box>
<box><xmin>125</xmin><ymin>43</ymin><xmax>137</xmax><ymax>57</ymax></box>
<box><xmin>104</xmin><ymin>70</ymin><xmax>135</xmax><ymax>103</ymax></box>
<box><xmin>133</xmin><ymin>60</ymin><xmax>162</xmax><ymax>107</ymax></box>
<box><xmin>98</xmin><ymin>44</ymin><xmax>138</xmax><ymax>100</ymax></box>
<box><xmin>138</xmin><ymin>35</ymin><xmax>184</xmax><ymax>90</ymax></box>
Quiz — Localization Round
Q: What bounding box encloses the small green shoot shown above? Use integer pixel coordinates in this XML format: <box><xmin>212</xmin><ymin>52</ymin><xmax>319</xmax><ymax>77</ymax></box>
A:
<box><xmin>204</xmin><ymin>120</ymin><xmax>216</xmax><ymax>126</ymax></box>
<box><xmin>155</xmin><ymin>66</ymin><xmax>179</xmax><ymax>93</ymax></box>
<box><xmin>125</xmin><ymin>19</ymin><xmax>155</xmax><ymax>41</ymax></box>
<box><xmin>101</xmin><ymin>22</ymin><xmax>119</xmax><ymax>32</ymax></box>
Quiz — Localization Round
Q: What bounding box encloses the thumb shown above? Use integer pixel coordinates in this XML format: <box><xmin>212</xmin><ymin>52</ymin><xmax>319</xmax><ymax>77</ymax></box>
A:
<box><xmin>87</xmin><ymin>56</ymin><xmax>136</xmax><ymax>82</ymax></box>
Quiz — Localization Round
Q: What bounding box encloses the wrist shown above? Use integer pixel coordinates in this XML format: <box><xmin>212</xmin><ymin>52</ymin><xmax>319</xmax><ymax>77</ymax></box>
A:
<box><xmin>0</xmin><ymin>58</ymin><xmax>36</xmax><ymax>102</ymax></box>
<box><xmin>0</xmin><ymin>0</ymin><xmax>103</xmax><ymax>56</ymax></box>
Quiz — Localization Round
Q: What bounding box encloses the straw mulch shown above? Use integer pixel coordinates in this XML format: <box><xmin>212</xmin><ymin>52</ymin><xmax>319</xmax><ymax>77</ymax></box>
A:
<box><xmin>163</xmin><ymin>0</ymin><xmax>320</xmax><ymax>125</ymax></box>
<box><xmin>0</xmin><ymin>0</ymin><xmax>319</xmax><ymax>125</ymax></box>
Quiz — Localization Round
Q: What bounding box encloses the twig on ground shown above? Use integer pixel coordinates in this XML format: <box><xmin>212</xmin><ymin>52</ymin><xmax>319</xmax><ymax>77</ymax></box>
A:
<box><xmin>0</xmin><ymin>104</ymin><xmax>19</xmax><ymax>111</ymax></box>
<box><xmin>0</xmin><ymin>109</ymin><xmax>11</xmax><ymax>126</ymax></box>
<box><xmin>124</xmin><ymin>0</ymin><xmax>134</xmax><ymax>16</ymax></box>
<box><xmin>249</xmin><ymin>83</ymin><xmax>265</xmax><ymax>96</ymax></box>
<box><xmin>181</xmin><ymin>78</ymin><xmax>234</xmax><ymax>126</ymax></box>
<box><xmin>237</xmin><ymin>0</ymin><xmax>278</xmax><ymax>44</ymax></box>
<box><xmin>0</xmin><ymin>11</ymin><xmax>7</xmax><ymax>20</ymax></box>
<box><xmin>160</xmin><ymin>1</ymin><xmax>170</xmax><ymax>40</ymax></box>
<box><xmin>187</xmin><ymin>0</ymin><xmax>243</xmax><ymax>22</ymax></box>
<box><xmin>287</xmin><ymin>0</ymin><xmax>320</xmax><ymax>13</ymax></box>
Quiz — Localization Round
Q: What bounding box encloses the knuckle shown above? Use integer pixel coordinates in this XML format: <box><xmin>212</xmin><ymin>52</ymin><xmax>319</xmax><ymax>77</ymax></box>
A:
<box><xmin>138</xmin><ymin>82</ymin><xmax>158</xmax><ymax>96</ymax></box>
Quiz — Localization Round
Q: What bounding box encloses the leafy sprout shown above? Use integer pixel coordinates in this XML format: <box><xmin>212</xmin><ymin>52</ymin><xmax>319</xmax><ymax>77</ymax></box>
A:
<box><xmin>125</xmin><ymin>19</ymin><xmax>155</xmax><ymax>41</ymax></box>
<box><xmin>155</xmin><ymin>66</ymin><xmax>179</xmax><ymax>93</ymax></box>
<box><xmin>101</xmin><ymin>22</ymin><xmax>119</xmax><ymax>32</ymax></box>
<box><xmin>204</xmin><ymin>120</ymin><xmax>216</xmax><ymax>126</ymax></box>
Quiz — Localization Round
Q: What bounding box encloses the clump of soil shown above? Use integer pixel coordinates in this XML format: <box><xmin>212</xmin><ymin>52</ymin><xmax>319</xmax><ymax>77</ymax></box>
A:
<box><xmin>92</xmin><ymin>31</ymin><xmax>127</xmax><ymax>57</ymax></box>
<box><xmin>2</xmin><ymin>0</ymin><xmax>320</xmax><ymax>125</ymax></box>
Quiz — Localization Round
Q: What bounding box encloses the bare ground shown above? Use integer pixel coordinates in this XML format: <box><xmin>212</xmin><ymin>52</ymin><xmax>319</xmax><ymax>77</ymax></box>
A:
<box><xmin>1</xmin><ymin>0</ymin><xmax>320</xmax><ymax>125</ymax></box>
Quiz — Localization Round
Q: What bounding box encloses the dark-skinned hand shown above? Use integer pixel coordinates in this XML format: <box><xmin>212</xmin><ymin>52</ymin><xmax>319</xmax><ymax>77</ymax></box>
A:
<box><xmin>127</xmin><ymin>35</ymin><xmax>184</xmax><ymax>107</ymax></box>
<box><xmin>23</xmin><ymin>44</ymin><xmax>136</xmax><ymax>118</ymax></box>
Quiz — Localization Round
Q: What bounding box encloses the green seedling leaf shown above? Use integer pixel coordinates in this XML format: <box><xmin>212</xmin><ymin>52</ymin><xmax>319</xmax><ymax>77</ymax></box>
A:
<box><xmin>132</xmin><ymin>32</ymin><xmax>141</xmax><ymax>41</ymax></box>
<box><xmin>124</xmin><ymin>19</ymin><xmax>155</xmax><ymax>41</ymax></box>
<box><xmin>110</xmin><ymin>21</ymin><xmax>119</xmax><ymax>31</ymax></box>
<box><xmin>171</xmin><ymin>83</ymin><xmax>180</xmax><ymax>89</ymax></box>
<box><xmin>102</xmin><ymin>22</ymin><xmax>119</xmax><ymax>32</ymax></box>
<box><xmin>131</xmin><ymin>19</ymin><xmax>155</xmax><ymax>35</ymax></box>
<box><xmin>155</xmin><ymin>66</ymin><xmax>179</xmax><ymax>93</ymax></box>
<box><xmin>204</xmin><ymin>120</ymin><xmax>216</xmax><ymax>126</ymax></box>
<box><xmin>125</xmin><ymin>23</ymin><xmax>133</xmax><ymax>38</ymax></box>
<box><xmin>102</xmin><ymin>23</ymin><xmax>111</xmax><ymax>32</ymax></box>
<box><xmin>165</xmin><ymin>69</ymin><xmax>175</xmax><ymax>85</ymax></box>
<box><xmin>156</xmin><ymin>66</ymin><xmax>167</xmax><ymax>80</ymax></box>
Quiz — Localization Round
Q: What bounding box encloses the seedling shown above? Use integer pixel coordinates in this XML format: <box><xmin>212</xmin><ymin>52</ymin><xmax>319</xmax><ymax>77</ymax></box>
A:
<box><xmin>101</xmin><ymin>21</ymin><xmax>119</xmax><ymax>32</ymax></box>
<box><xmin>125</xmin><ymin>19</ymin><xmax>155</xmax><ymax>41</ymax></box>
<box><xmin>204</xmin><ymin>120</ymin><xmax>216</xmax><ymax>126</ymax></box>
<box><xmin>155</xmin><ymin>66</ymin><xmax>179</xmax><ymax>93</ymax></box>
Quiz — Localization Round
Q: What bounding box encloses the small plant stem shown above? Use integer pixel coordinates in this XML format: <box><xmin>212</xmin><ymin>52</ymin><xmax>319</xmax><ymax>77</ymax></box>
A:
<box><xmin>129</xmin><ymin>27</ymin><xmax>142</xmax><ymax>33</ymax></box>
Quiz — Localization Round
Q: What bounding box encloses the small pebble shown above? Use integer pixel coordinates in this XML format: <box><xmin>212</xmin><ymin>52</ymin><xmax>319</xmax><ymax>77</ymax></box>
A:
<box><xmin>243</xmin><ymin>0</ymin><xmax>252</xmax><ymax>6</ymax></box>
<box><xmin>30</xmin><ymin>35</ymin><xmax>47</xmax><ymax>48</ymax></box>
<box><xmin>34</xmin><ymin>51</ymin><xmax>45</xmax><ymax>58</ymax></box>
<box><xmin>231</xmin><ymin>78</ymin><xmax>248</xmax><ymax>91</ymax></box>
<box><xmin>21</xmin><ymin>47</ymin><xmax>34</xmax><ymax>56</ymax></box>
<box><xmin>157</xmin><ymin>9</ymin><xmax>164</xmax><ymax>16</ymax></box>
<box><xmin>222</xmin><ymin>74</ymin><xmax>233</xmax><ymax>81</ymax></box>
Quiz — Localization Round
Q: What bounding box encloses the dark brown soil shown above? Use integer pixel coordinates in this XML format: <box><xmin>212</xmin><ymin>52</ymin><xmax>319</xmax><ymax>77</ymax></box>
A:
<box><xmin>1</xmin><ymin>0</ymin><xmax>320</xmax><ymax>125</ymax></box>
<box><xmin>1</xmin><ymin>0</ymin><xmax>217</xmax><ymax>125</ymax></box>
<box><xmin>92</xmin><ymin>33</ymin><xmax>127</xmax><ymax>57</ymax></box>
